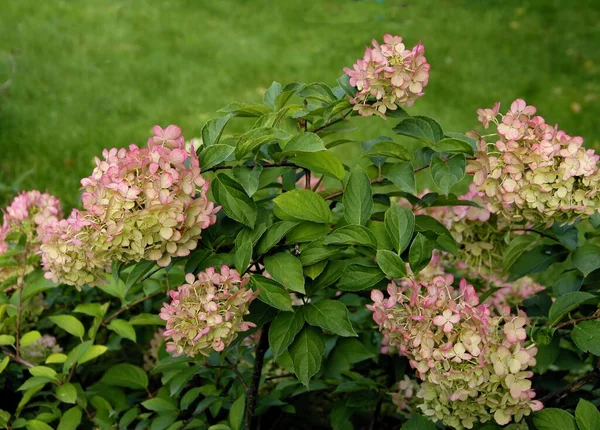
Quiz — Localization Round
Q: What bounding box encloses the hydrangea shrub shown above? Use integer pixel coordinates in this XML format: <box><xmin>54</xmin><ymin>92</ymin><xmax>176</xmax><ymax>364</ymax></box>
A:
<box><xmin>1</xmin><ymin>34</ymin><xmax>600</xmax><ymax>430</ymax></box>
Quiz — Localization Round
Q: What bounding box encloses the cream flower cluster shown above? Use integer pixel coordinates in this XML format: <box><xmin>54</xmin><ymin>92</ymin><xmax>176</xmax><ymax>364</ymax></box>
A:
<box><xmin>369</xmin><ymin>275</ymin><xmax>542</xmax><ymax>429</ymax></box>
<box><xmin>159</xmin><ymin>266</ymin><xmax>257</xmax><ymax>357</ymax></box>
<box><xmin>0</xmin><ymin>191</ymin><xmax>62</xmax><ymax>285</ymax></box>
<box><xmin>344</xmin><ymin>34</ymin><xmax>430</xmax><ymax>117</ymax></box>
<box><xmin>469</xmin><ymin>99</ymin><xmax>600</xmax><ymax>224</ymax></box>
<box><xmin>41</xmin><ymin>125</ymin><xmax>219</xmax><ymax>288</ymax></box>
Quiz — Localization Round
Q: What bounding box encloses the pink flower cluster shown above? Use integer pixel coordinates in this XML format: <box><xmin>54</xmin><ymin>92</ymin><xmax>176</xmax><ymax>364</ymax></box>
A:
<box><xmin>41</xmin><ymin>126</ymin><xmax>220</xmax><ymax>288</ymax></box>
<box><xmin>369</xmin><ymin>275</ymin><xmax>541</xmax><ymax>429</ymax></box>
<box><xmin>159</xmin><ymin>266</ymin><xmax>257</xmax><ymax>357</ymax></box>
<box><xmin>344</xmin><ymin>34</ymin><xmax>430</xmax><ymax>117</ymax></box>
<box><xmin>0</xmin><ymin>191</ymin><xmax>62</xmax><ymax>285</ymax></box>
<box><xmin>469</xmin><ymin>99</ymin><xmax>600</xmax><ymax>224</ymax></box>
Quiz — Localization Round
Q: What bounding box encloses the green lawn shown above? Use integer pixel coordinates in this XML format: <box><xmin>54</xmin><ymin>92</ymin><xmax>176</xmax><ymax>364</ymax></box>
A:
<box><xmin>1</xmin><ymin>0</ymin><xmax>599</xmax><ymax>208</ymax></box>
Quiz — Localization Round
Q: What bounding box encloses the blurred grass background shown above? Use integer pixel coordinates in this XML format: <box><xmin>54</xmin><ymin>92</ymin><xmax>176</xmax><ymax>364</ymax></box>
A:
<box><xmin>0</xmin><ymin>0</ymin><xmax>599</xmax><ymax>208</ymax></box>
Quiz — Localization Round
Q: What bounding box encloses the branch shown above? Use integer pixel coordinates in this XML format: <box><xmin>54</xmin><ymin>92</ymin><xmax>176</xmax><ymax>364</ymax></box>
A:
<box><xmin>102</xmin><ymin>291</ymin><xmax>163</xmax><ymax>326</ymax></box>
<box><xmin>538</xmin><ymin>371</ymin><xmax>600</xmax><ymax>405</ymax></box>
<box><xmin>555</xmin><ymin>309</ymin><xmax>600</xmax><ymax>330</ymax></box>
<box><xmin>509</xmin><ymin>228</ymin><xmax>557</xmax><ymax>242</ymax></box>
<box><xmin>0</xmin><ymin>346</ymin><xmax>34</xmax><ymax>368</ymax></box>
<box><xmin>244</xmin><ymin>322</ymin><xmax>270</xmax><ymax>430</ymax></box>
<box><xmin>205</xmin><ymin>162</ymin><xmax>297</xmax><ymax>173</ymax></box>
<box><xmin>310</xmin><ymin>110</ymin><xmax>352</xmax><ymax>134</ymax></box>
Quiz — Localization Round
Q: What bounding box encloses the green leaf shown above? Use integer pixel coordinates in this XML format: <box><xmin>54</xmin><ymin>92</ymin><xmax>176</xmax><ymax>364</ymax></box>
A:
<box><xmin>431</xmin><ymin>138</ymin><xmax>474</xmax><ymax>155</ymax></box>
<box><xmin>572</xmin><ymin>244</ymin><xmax>600</xmax><ymax>277</ymax></box>
<box><xmin>409</xmin><ymin>233</ymin><xmax>433</xmax><ymax>273</ymax></box>
<box><xmin>56</xmin><ymin>383</ymin><xmax>77</xmax><ymax>404</ymax></box>
<box><xmin>291</xmin><ymin>151</ymin><xmax>345</xmax><ymax>182</ymax></box>
<box><xmin>101</xmin><ymin>364</ymin><xmax>148</xmax><ymax>390</ymax></box>
<box><xmin>21</xmin><ymin>331</ymin><xmax>41</xmax><ymax>347</ymax></box>
<box><xmin>393</xmin><ymin>116</ymin><xmax>443</xmax><ymax>144</ymax></box>
<box><xmin>384</xmin><ymin>205</ymin><xmax>415</xmax><ymax>254</ymax></box>
<box><xmin>384</xmin><ymin>162</ymin><xmax>416</xmax><ymax>194</ymax></box>
<box><xmin>430</xmin><ymin>155</ymin><xmax>466</xmax><ymax>195</ymax></box>
<box><xmin>548</xmin><ymin>292</ymin><xmax>596</xmax><ymax>327</ymax></box>
<box><xmin>311</xmin><ymin>260</ymin><xmax>347</xmax><ymax>292</ymax></box>
<box><xmin>201</xmin><ymin>115</ymin><xmax>232</xmax><ymax>147</ymax></box>
<box><xmin>119</xmin><ymin>408</ymin><xmax>139</xmax><ymax>428</ymax></box>
<box><xmin>264</xmin><ymin>252</ymin><xmax>305</xmax><ymax>294</ymax></box>
<box><xmin>0</xmin><ymin>332</ymin><xmax>11</xmax><ymax>347</ymax></box>
<box><xmin>78</xmin><ymin>345</ymin><xmax>108</xmax><ymax>364</ymax></box>
<box><xmin>269</xmin><ymin>311</ymin><xmax>305</xmax><ymax>358</ymax></box>
<box><xmin>73</xmin><ymin>303</ymin><xmax>108</xmax><ymax>318</ymax></box>
<box><xmin>0</xmin><ymin>356</ymin><xmax>9</xmax><ymax>374</ymax></box>
<box><xmin>232</xmin><ymin>164</ymin><xmax>263</xmax><ymax>197</ymax></box>
<box><xmin>229</xmin><ymin>393</ymin><xmax>246</xmax><ymax>430</ymax></box>
<box><xmin>250</xmin><ymin>275</ymin><xmax>293</xmax><ymax>311</ymax></box>
<box><xmin>273</xmin><ymin>190</ymin><xmax>332</xmax><ymax>224</ymax></box>
<box><xmin>362</xmin><ymin>139</ymin><xmax>410</xmax><ymax>162</ymax></box>
<box><xmin>298</xmin><ymin>245</ymin><xmax>338</xmax><ymax>266</ymax></box>
<box><xmin>256</xmin><ymin>221</ymin><xmax>298</xmax><ymax>255</ymax></box>
<box><xmin>219</xmin><ymin>102</ymin><xmax>271</xmax><ymax>117</ymax></box>
<box><xmin>503</xmin><ymin>235</ymin><xmax>538</xmax><ymax>273</ymax></box>
<box><xmin>234</xmin><ymin>239</ymin><xmax>253</xmax><ymax>274</ymax></box>
<box><xmin>213</xmin><ymin>173</ymin><xmax>257</xmax><ymax>228</ymax></box>
<box><xmin>533</xmin><ymin>408</ymin><xmax>577</xmax><ymax>430</ymax></box>
<box><xmin>554</xmin><ymin>270</ymin><xmax>585</xmax><ymax>295</ymax></box>
<box><xmin>337</xmin><ymin>263</ymin><xmax>385</xmax><ymax>291</ymax></box>
<box><xmin>29</xmin><ymin>366</ymin><xmax>58</xmax><ymax>380</ymax></box>
<box><xmin>235</xmin><ymin>127</ymin><xmax>291</xmax><ymax>159</ymax></box>
<box><xmin>25</xmin><ymin>421</ymin><xmax>54</xmax><ymax>430</ymax></box>
<box><xmin>57</xmin><ymin>406</ymin><xmax>82</xmax><ymax>430</ymax></box>
<box><xmin>281</xmin><ymin>133</ymin><xmax>326</xmax><ymax>154</ymax></box>
<box><xmin>576</xmin><ymin>398</ymin><xmax>600</xmax><ymax>430</ymax></box>
<box><xmin>129</xmin><ymin>313</ymin><xmax>165</xmax><ymax>325</ymax></box>
<box><xmin>97</xmin><ymin>275</ymin><xmax>127</xmax><ymax>302</ymax></box>
<box><xmin>401</xmin><ymin>414</ymin><xmax>436</xmax><ymax>430</ymax></box>
<box><xmin>343</xmin><ymin>166</ymin><xmax>372</xmax><ymax>226</ymax></box>
<box><xmin>508</xmin><ymin>244</ymin><xmax>569</xmax><ymax>281</ymax></box>
<box><xmin>142</xmin><ymin>398</ymin><xmax>177</xmax><ymax>412</ymax></box>
<box><xmin>62</xmin><ymin>341</ymin><xmax>92</xmax><ymax>372</ymax></box>
<box><xmin>199</xmin><ymin>144</ymin><xmax>235</xmax><ymax>170</ymax></box>
<box><xmin>125</xmin><ymin>260</ymin><xmax>156</xmax><ymax>290</ymax></box>
<box><xmin>323</xmin><ymin>225</ymin><xmax>377</xmax><ymax>249</ymax></box>
<box><xmin>376</xmin><ymin>250</ymin><xmax>407</xmax><ymax>278</ymax></box>
<box><xmin>18</xmin><ymin>376</ymin><xmax>53</xmax><ymax>391</ymax></box>
<box><xmin>263</xmin><ymin>81</ymin><xmax>283</xmax><ymax>109</ymax></box>
<box><xmin>107</xmin><ymin>319</ymin><xmax>137</xmax><ymax>342</ymax></box>
<box><xmin>297</xmin><ymin>82</ymin><xmax>337</xmax><ymax>103</ymax></box>
<box><xmin>304</xmin><ymin>300</ymin><xmax>356</xmax><ymax>337</ymax></box>
<box><xmin>289</xmin><ymin>326</ymin><xmax>326</xmax><ymax>386</ymax></box>
<box><xmin>414</xmin><ymin>215</ymin><xmax>458</xmax><ymax>256</ymax></box>
<box><xmin>49</xmin><ymin>315</ymin><xmax>85</xmax><ymax>338</ymax></box>
<box><xmin>571</xmin><ymin>320</ymin><xmax>600</xmax><ymax>355</ymax></box>
<box><xmin>286</xmin><ymin>222</ymin><xmax>331</xmax><ymax>244</ymax></box>
<box><xmin>45</xmin><ymin>353</ymin><xmax>67</xmax><ymax>364</ymax></box>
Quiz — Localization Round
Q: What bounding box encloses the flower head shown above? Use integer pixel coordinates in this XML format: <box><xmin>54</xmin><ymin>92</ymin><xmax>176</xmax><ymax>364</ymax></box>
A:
<box><xmin>160</xmin><ymin>266</ymin><xmax>257</xmax><ymax>357</ymax></box>
<box><xmin>41</xmin><ymin>125</ymin><xmax>220</xmax><ymax>288</ymax></box>
<box><xmin>469</xmin><ymin>99</ymin><xmax>600</xmax><ymax>224</ymax></box>
<box><xmin>344</xmin><ymin>35</ymin><xmax>430</xmax><ymax>117</ymax></box>
<box><xmin>369</xmin><ymin>275</ymin><xmax>541</xmax><ymax>429</ymax></box>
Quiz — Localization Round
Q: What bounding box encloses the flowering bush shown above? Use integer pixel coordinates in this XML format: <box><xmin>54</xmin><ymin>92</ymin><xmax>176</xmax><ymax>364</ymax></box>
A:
<box><xmin>1</xmin><ymin>34</ymin><xmax>600</xmax><ymax>430</ymax></box>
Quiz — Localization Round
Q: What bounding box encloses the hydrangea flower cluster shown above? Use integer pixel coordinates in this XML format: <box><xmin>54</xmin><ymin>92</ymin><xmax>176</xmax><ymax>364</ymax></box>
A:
<box><xmin>0</xmin><ymin>191</ymin><xmax>62</xmax><ymax>285</ymax></box>
<box><xmin>369</xmin><ymin>275</ymin><xmax>541</xmax><ymax>429</ymax></box>
<box><xmin>159</xmin><ymin>266</ymin><xmax>257</xmax><ymax>357</ymax></box>
<box><xmin>468</xmin><ymin>99</ymin><xmax>600</xmax><ymax>224</ymax></box>
<box><xmin>41</xmin><ymin>125</ymin><xmax>219</xmax><ymax>288</ymax></box>
<box><xmin>344</xmin><ymin>34</ymin><xmax>430</xmax><ymax>117</ymax></box>
<box><xmin>40</xmin><ymin>210</ymin><xmax>113</xmax><ymax>287</ymax></box>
